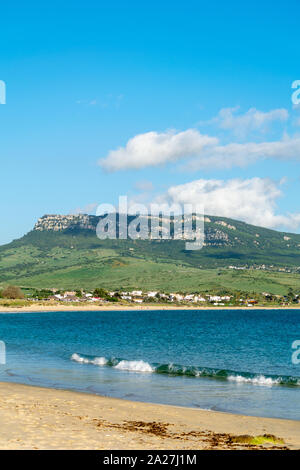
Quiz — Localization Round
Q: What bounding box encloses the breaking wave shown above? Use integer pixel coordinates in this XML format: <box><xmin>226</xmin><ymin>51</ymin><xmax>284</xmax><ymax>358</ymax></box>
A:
<box><xmin>114</xmin><ymin>360</ymin><xmax>154</xmax><ymax>372</ymax></box>
<box><xmin>71</xmin><ymin>353</ymin><xmax>153</xmax><ymax>372</ymax></box>
<box><xmin>228</xmin><ymin>375</ymin><xmax>281</xmax><ymax>386</ymax></box>
<box><xmin>71</xmin><ymin>353</ymin><xmax>108</xmax><ymax>366</ymax></box>
<box><xmin>70</xmin><ymin>353</ymin><xmax>300</xmax><ymax>387</ymax></box>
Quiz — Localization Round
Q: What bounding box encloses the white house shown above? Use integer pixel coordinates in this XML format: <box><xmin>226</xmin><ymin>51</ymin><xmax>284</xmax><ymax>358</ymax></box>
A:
<box><xmin>131</xmin><ymin>290</ymin><xmax>143</xmax><ymax>296</ymax></box>
<box><xmin>147</xmin><ymin>291</ymin><xmax>158</xmax><ymax>298</ymax></box>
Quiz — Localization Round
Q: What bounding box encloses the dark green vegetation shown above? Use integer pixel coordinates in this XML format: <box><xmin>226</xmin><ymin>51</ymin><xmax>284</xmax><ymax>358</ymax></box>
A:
<box><xmin>0</xmin><ymin>214</ymin><xmax>300</xmax><ymax>294</ymax></box>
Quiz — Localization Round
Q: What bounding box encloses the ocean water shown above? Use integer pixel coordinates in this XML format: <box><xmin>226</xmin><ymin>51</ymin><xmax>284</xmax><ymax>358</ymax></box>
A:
<box><xmin>0</xmin><ymin>309</ymin><xmax>299</xmax><ymax>420</ymax></box>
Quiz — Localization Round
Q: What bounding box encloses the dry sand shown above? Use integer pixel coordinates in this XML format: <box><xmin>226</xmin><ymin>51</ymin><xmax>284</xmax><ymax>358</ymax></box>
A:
<box><xmin>0</xmin><ymin>381</ymin><xmax>299</xmax><ymax>450</ymax></box>
<box><xmin>0</xmin><ymin>303</ymin><xmax>299</xmax><ymax>313</ymax></box>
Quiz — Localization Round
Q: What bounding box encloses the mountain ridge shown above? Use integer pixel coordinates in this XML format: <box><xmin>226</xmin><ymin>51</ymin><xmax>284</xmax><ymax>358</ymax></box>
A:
<box><xmin>31</xmin><ymin>213</ymin><xmax>300</xmax><ymax>243</ymax></box>
<box><xmin>0</xmin><ymin>213</ymin><xmax>300</xmax><ymax>293</ymax></box>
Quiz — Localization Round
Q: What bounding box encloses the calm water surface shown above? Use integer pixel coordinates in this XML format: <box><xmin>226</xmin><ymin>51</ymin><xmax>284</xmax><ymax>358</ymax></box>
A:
<box><xmin>0</xmin><ymin>309</ymin><xmax>299</xmax><ymax>420</ymax></box>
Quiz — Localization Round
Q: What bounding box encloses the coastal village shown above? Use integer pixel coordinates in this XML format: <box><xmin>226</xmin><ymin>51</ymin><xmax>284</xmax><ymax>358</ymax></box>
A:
<box><xmin>19</xmin><ymin>287</ymin><xmax>300</xmax><ymax>307</ymax></box>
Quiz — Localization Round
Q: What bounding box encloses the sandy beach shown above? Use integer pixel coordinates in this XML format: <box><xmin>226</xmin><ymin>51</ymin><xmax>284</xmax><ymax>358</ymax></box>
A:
<box><xmin>0</xmin><ymin>303</ymin><xmax>299</xmax><ymax>313</ymax></box>
<box><xmin>0</xmin><ymin>381</ymin><xmax>299</xmax><ymax>450</ymax></box>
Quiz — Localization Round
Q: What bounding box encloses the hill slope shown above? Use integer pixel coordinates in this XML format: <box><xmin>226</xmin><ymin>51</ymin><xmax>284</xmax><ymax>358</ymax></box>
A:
<box><xmin>0</xmin><ymin>214</ymin><xmax>300</xmax><ymax>294</ymax></box>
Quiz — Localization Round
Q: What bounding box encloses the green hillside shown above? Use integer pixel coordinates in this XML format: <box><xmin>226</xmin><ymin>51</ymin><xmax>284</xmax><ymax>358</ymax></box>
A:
<box><xmin>0</xmin><ymin>214</ymin><xmax>300</xmax><ymax>294</ymax></box>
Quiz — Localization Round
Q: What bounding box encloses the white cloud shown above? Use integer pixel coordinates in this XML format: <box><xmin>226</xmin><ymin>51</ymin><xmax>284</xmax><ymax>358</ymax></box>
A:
<box><xmin>186</xmin><ymin>134</ymin><xmax>300</xmax><ymax>170</ymax></box>
<box><xmin>206</xmin><ymin>107</ymin><xmax>288</xmax><ymax>138</ymax></box>
<box><xmin>99</xmin><ymin>129</ymin><xmax>218</xmax><ymax>171</ymax></box>
<box><xmin>99</xmin><ymin>126</ymin><xmax>300</xmax><ymax>172</ymax></box>
<box><xmin>153</xmin><ymin>177</ymin><xmax>300</xmax><ymax>230</ymax></box>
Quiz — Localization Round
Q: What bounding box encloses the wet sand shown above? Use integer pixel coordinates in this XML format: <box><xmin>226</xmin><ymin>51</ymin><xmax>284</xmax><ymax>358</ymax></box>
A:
<box><xmin>0</xmin><ymin>382</ymin><xmax>299</xmax><ymax>450</ymax></box>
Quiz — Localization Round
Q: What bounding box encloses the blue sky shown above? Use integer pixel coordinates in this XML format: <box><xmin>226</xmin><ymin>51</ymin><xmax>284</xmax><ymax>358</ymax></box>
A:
<box><xmin>1</xmin><ymin>0</ymin><xmax>300</xmax><ymax>244</ymax></box>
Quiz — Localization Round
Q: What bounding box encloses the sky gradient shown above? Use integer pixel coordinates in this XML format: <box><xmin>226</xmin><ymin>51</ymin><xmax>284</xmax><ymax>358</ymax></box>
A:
<box><xmin>1</xmin><ymin>1</ymin><xmax>300</xmax><ymax>244</ymax></box>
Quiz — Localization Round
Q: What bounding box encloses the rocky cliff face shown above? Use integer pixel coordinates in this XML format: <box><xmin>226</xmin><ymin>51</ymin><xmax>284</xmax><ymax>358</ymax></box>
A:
<box><xmin>34</xmin><ymin>214</ymin><xmax>98</xmax><ymax>232</ymax></box>
<box><xmin>33</xmin><ymin>214</ymin><xmax>232</xmax><ymax>246</ymax></box>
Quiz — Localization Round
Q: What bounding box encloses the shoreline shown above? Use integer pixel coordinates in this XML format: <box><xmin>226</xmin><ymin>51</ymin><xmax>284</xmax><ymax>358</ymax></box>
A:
<box><xmin>0</xmin><ymin>381</ymin><xmax>299</xmax><ymax>449</ymax></box>
<box><xmin>1</xmin><ymin>303</ymin><xmax>300</xmax><ymax>313</ymax></box>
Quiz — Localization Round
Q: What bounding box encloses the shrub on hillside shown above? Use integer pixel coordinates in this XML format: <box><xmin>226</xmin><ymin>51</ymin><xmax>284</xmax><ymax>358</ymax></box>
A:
<box><xmin>2</xmin><ymin>285</ymin><xmax>24</xmax><ymax>299</ymax></box>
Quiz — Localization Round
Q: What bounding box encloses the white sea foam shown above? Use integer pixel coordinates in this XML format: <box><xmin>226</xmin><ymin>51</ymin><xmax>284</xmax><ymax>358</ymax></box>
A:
<box><xmin>228</xmin><ymin>374</ymin><xmax>280</xmax><ymax>386</ymax></box>
<box><xmin>71</xmin><ymin>353</ymin><xmax>107</xmax><ymax>366</ymax></box>
<box><xmin>91</xmin><ymin>357</ymin><xmax>108</xmax><ymax>366</ymax></box>
<box><xmin>114</xmin><ymin>360</ymin><xmax>154</xmax><ymax>373</ymax></box>
<box><xmin>70</xmin><ymin>354</ymin><xmax>298</xmax><ymax>386</ymax></box>
<box><xmin>71</xmin><ymin>353</ymin><xmax>89</xmax><ymax>363</ymax></box>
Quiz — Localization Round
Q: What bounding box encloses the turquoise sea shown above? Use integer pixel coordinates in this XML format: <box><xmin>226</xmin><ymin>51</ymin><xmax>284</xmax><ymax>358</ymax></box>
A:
<box><xmin>0</xmin><ymin>309</ymin><xmax>299</xmax><ymax>420</ymax></box>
